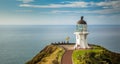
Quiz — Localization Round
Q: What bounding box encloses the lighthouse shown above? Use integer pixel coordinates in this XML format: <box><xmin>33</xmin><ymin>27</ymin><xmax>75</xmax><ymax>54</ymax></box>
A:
<box><xmin>74</xmin><ymin>16</ymin><xmax>90</xmax><ymax>49</ymax></box>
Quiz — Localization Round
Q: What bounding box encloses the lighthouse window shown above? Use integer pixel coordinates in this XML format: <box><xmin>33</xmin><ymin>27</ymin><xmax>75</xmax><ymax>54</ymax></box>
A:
<box><xmin>78</xmin><ymin>24</ymin><xmax>83</xmax><ymax>31</ymax></box>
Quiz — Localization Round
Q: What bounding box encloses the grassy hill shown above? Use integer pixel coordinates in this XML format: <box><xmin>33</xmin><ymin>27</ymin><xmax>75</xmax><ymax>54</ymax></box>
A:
<box><xmin>26</xmin><ymin>44</ymin><xmax>120</xmax><ymax>64</ymax></box>
<box><xmin>72</xmin><ymin>45</ymin><xmax>120</xmax><ymax>64</ymax></box>
<box><xmin>26</xmin><ymin>45</ymin><xmax>65</xmax><ymax>64</ymax></box>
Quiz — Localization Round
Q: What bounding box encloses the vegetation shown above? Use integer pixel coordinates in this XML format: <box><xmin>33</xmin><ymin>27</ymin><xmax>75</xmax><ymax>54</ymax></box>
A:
<box><xmin>26</xmin><ymin>44</ymin><xmax>120</xmax><ymax>64</ymax></box>
<box><xmin>72</xmin><ymin>45</ymin><xmax>120</xmax><ymax>64</ymax></box>
<box><xmin>26</xmin><ymin>45</ymin><xmax>65</xmax><ymax>64</ymax></box>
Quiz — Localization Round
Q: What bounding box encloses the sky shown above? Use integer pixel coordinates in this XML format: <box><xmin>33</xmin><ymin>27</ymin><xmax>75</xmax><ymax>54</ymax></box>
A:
<box><xmin>0</xmin><ymin>0</ymin><xmax>120</xmax><ymax>25</ymax></box>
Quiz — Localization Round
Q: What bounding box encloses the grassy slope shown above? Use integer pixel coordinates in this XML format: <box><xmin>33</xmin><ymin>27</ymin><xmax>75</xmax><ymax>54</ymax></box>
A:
<box><xmin>26</xmin><ymin>44</ymin><xmax>120</xmax><ymax>64</ymax></box>
<box><xmin>26</xmin><ymin>45</ymin><xmax>65</xmax><ymax>64</ymax></box>
<box><xmin>72</xmin><ymin>45</ymin><xmax>120</xmax><ymax>64</ymax></box>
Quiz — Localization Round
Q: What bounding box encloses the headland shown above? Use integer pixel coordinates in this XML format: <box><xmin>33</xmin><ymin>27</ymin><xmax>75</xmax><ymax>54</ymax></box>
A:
<box><xmin>26</xmin><ymin>43</ymin><xmax>120</xmax><ymax>64</ymax></box>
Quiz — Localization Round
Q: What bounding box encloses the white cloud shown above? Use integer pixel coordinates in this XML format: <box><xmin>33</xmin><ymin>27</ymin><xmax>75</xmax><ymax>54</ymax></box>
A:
<box><xmin>95</xmin><ymin>1</ymin><xmax>120</xmax><ymax>8</ymax></box>
<box><xmin>17</xmin><ymin>0</ymin><xmax>34</xmax><ymax>3</ymax></box>
<box><xmin>19</xmin><ymin>1</ymin><xmax>120</xmax><ymax>15</ymax></box>
<box><xmin>51</xmin><ymin>8</ymin><xmax>120</xmax><ymax>14</ymax></box>
<box><xmin>19</xmin><ymin>1</ymin><xmax>90</xmax><ymax>8</ymax></box>
<box><xmin>19</xmin><ymin>1</ymin><xmax>120</xmax><ymax>9</ymax></box>
<box><xmin>50</xmin><ymin>1</ymin><xmax>120</xmax><ymax>14</ymax></box>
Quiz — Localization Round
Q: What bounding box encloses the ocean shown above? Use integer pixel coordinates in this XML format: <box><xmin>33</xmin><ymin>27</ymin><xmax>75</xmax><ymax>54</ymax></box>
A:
<box><xmin>0</xmin><ymin>25</ymin><xmax>119</xmax><ymax>64</ymax></box>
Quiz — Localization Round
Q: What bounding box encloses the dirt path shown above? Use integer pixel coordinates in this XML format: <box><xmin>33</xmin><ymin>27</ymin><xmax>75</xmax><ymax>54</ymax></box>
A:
<box><xmin>60</xmin><ymin>45</ymin><xmax>74</xmax><ymax>64</ymax></box>
<box><xmin>61</xmin><ymin>50</ymin><xmax>73</xmax><ymax>64</ymax></box>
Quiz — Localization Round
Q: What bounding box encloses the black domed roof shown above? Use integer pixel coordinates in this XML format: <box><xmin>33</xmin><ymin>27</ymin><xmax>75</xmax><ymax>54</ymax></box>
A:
<box><xmin>77</xmin><ymin>16</ymin><xmax>87</xmax><ymax>24</ymax></box>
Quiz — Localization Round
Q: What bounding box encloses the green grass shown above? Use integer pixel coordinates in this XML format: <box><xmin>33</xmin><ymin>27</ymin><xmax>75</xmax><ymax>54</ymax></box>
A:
<box><xmin>72</xmin><ymin>45</ymin><xmax>120</xmax><ymax>64</ymax></box>
<box><xmin>72</xmin><ymin>49</ymin><xmax>103</xmax><ymax>64</ymax></box>
<box><xmin>26</xmin><ymin>45</ymin><xmax>65</xmax><ymax>64</ymax></box>
<box><xmin>26</xmin><ymin>44</ymin><xmax>120</xmax><ymax>64</ymax></box>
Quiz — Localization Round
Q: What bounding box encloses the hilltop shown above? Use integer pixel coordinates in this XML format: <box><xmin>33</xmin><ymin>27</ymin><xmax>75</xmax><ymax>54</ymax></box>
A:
<box><xmin>26</xmin><ymin>44</ymin><xmax>120</xmax><ymax>64</ymax></box>
<box><xmin>26</xmin><ymin>45</ymin><xmax>65</xmax><ymax>64</ymax></box>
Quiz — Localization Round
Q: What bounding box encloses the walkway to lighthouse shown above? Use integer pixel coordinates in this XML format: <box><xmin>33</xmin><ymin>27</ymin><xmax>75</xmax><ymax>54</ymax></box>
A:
<box><xmin>59</xmin><ymin>45</ymin><xmax>74</xmax><ymax>64</ymax></box>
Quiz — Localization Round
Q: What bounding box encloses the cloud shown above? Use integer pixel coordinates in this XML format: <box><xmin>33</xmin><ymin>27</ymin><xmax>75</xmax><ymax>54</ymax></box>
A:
<box><xmin>95</xmin><ymin>1</ymin><xmax>120</xmax><ymax>8</ymax></box>
<box><xmin>51</xmin><ymin>8</ymin><xmax>120</xmax><ymax>14</ymax></box>
<box><xmin>19</xmin><ymin>1</ymin><xmax>120</xmax><ymax>9</ymax></box>
<box><xmin>17</xmin><ymin>0</ymin><xmax>34</xmax><ymax>3</ymax></box>
<box><xmin>50</xmin><ymin>1</ymin><xmax>120</xmax><ymax>14</ymax></box>
<box><xmin>19</xmin><ymin>1</ymin><xmax>90</xmax><ymax>8</ymax></box>
<box><xmin>19</xmin><ymin>1</ymin><xmax>120</xmax><ymax>15</ymax></box>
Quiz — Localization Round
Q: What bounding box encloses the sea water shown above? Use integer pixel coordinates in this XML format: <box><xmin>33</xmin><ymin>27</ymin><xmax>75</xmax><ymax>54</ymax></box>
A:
<box><xmin>0</xmin><ymin>25</ymin><xmax>119</xmax><ymax>64</ymax></box>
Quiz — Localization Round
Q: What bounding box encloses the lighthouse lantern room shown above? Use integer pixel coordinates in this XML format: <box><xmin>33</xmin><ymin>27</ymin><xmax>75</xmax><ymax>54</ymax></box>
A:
<box><xmin>74</xmin><ymin>16</ymin><xmax>90</xmax><ymax>49</ymax></box>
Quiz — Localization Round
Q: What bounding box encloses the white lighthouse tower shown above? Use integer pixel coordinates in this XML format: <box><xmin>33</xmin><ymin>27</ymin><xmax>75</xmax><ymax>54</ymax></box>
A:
<box><xmin>74</xmin><ymin>16</ymin><xmax>90</xmax><ymax>49</ymax></box>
